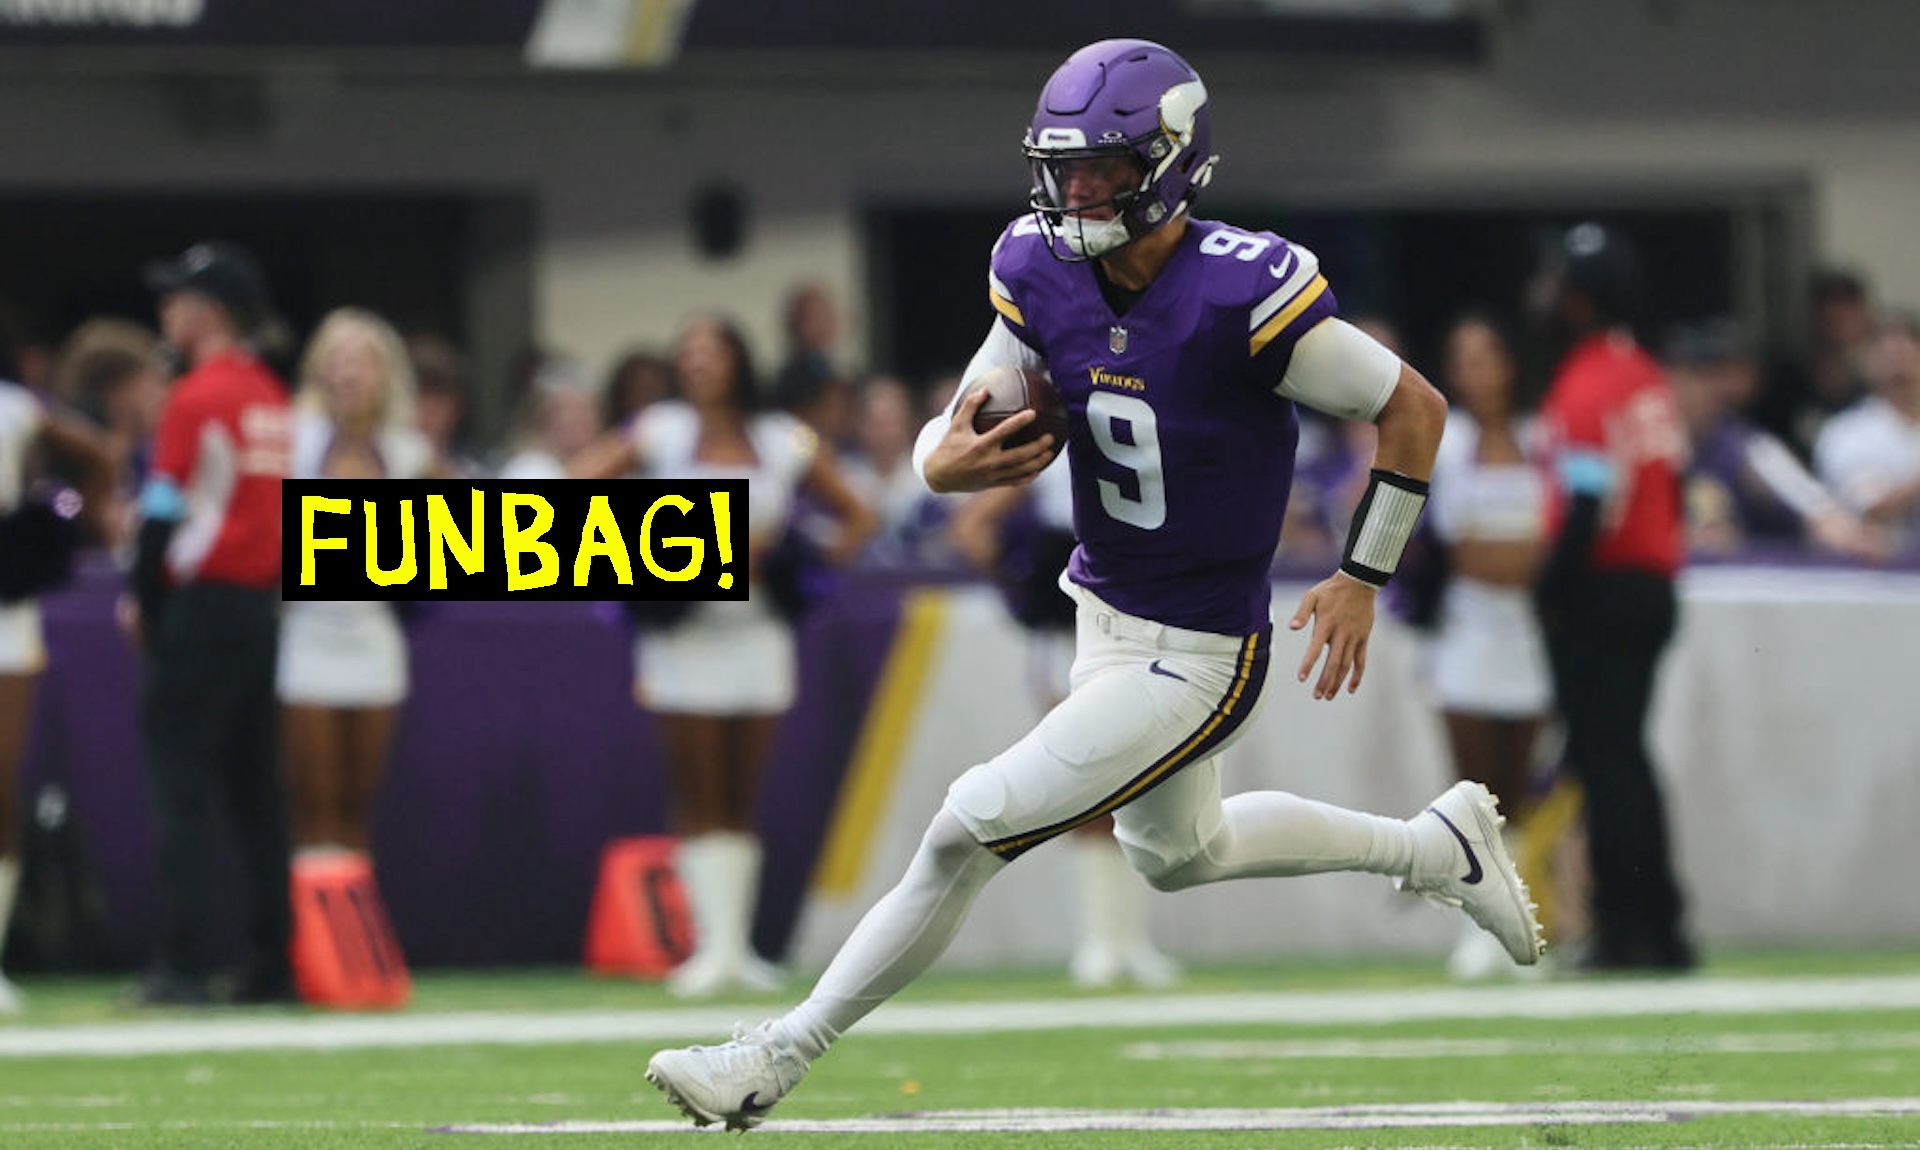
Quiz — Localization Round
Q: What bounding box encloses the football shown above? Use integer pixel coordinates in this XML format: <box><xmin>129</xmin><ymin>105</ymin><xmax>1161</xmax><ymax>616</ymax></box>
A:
<box><xmin>964</xmin><ymin>364</ymin><xmax>1069</xmax><ymax>449</ymax></box>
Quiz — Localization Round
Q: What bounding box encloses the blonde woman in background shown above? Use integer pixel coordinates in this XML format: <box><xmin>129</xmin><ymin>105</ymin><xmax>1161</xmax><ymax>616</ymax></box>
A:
<box><xmin>278</xmin><ymin>308</ymin><xmax>443</xmax><ymax>857</ymax></box>
<box><xmin>573</xmin><ymin>314</ymin><xmax>876</xmax><ymax>999</ymax></box>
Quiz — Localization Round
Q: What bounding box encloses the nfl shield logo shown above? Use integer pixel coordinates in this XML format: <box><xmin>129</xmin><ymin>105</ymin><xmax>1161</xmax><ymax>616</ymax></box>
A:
<box><xmin>1109</xmin><ymin>326</ymin><xmax>1128</xmax><ymax>355</ymax></box>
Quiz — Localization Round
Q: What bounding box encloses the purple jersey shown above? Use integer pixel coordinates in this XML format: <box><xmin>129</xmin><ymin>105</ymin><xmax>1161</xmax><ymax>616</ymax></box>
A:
<box><xmin>988</xmin><ymin>215</ymin><xmax>1339</xmax><ymax>634</ymax></box>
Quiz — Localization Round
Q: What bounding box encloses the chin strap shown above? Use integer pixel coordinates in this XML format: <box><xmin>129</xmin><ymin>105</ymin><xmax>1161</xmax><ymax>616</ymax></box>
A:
<box><xmin>1061</xmin><ymin>215</ymin><xmax>1135</xmax><ymax>259</ymax></box>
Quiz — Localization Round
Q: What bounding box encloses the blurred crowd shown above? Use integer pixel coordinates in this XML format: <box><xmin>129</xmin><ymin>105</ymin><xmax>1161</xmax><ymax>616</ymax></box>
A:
<box><xmin>8</xmin><ymin>264</ymin><xmax>1916</xmax><ymax>586</ymax></box>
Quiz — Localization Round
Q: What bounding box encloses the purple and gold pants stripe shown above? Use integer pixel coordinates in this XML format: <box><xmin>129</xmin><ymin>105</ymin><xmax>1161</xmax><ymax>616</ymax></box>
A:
<box><xmin>984</xmin><ymin>628</ymin><xmax>1271</xmax><ymax>861</ymax></box>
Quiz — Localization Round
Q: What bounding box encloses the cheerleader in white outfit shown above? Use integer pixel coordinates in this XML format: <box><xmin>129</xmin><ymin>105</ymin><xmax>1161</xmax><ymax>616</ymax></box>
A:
<box><xmin>0</xmin><ymin>374</ymin><xmax>114</xmax><ymax>1012</ymax></box>
<box><xmin>1425</xmin><ymin>315</ymin><xmax>1553</xmax><ymax>979</ymax></box>
<box><xmin>277</xmin><ymin>309</ymin><xmax>441</xmax><ymax>855</ymax></box>
<box><xmin>572</xmin><ymin>315</ymin><xmax>875</xmax><ymax>999</ymax></box>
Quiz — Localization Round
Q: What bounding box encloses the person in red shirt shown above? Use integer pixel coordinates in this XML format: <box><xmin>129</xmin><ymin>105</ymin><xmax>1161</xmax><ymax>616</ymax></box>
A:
<box><xmin>127</xmin><ymin>240</ymin><xmax>297</xmax><ymax>1006</ymax></box>
<box><xmin>1533</xmin><ymin>222</ymin><xmax>1695</xmax><ymax>972</ymax></box>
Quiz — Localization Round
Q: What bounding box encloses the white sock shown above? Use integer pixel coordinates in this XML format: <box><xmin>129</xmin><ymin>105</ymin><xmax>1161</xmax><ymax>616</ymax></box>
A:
<box><xmin>0</xmin><ymin>856</ymin><xmax>18</xmax><ymax>966</ymax></box>
<box><xmin>781</xmin><ymin>809</ymin><xmax>1003</xmax><ymax>1059</ymax></box>
<box><xmin>1072</xmin><ymin>835</ymin><xmax>1135</xmax><ymax>956</ymax></box>
<box><xmin>675</xmin><ymin>832</ymin><xmax>758</xmax><ymax>967</ymax></box>
<box><xmin>1154</xmin><ymin>792</ymin><xmax>1417</xmax><ymax>888</ymax></box>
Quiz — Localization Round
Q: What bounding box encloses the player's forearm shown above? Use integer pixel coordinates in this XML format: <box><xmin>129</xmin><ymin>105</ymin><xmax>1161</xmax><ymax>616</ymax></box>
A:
<box><xmin>1367</xmin><ymin>365</ymin><xmax>1447</xmax><ymax>482</ymax></box>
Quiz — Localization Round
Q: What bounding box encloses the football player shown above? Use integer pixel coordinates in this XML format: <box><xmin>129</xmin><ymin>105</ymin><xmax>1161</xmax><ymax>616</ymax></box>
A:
<box><xmin>647</xmin><ymin>39</ymin><xmax>1544</xmax><ymax>1130</ymax></box>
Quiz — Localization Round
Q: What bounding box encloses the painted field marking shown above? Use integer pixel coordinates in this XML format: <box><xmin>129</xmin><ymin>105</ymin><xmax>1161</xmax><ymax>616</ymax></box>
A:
<box><xmin>6</xmin><ymin>973</ymin><xmax>1920</xmax><ymax>1059</ymax></box>
<box><xmin>432</xmin><ymin>1098</ymin><xmax>1920</xmax><ymax>1134</ymax></box>
<box><xmin>1124</xmin><ymin>1030</ymin><xmax>1920</xmax><ymax>1061</ymax></box>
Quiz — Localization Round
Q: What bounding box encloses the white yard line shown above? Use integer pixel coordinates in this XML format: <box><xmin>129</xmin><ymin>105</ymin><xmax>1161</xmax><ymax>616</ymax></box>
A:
<box><xmin>433</xmin><ymin>1098</ymin><xmax>1920</xmax><ymax>1134</ymax></box>
<box><xmin>4</xmin><ymin>973</ymin><xmax>1920</xmax><ymax>1058</ymax></box>
<box><xmin>9</xmin><ymin>1101</ymin><xmax>1918</xmax><ymax>1137</ymax></box>
<box><xmin>1124</xmin><ymin>1030</ymin><xmax>1920</xmax><ymax>1060</ymax></box>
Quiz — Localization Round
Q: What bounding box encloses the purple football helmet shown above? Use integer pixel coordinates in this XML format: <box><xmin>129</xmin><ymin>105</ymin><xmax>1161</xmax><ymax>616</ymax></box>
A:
<box><xmin>1023</xmin><ymin>39</ymin><xmax>1218</xmax><ymax>261</ymax></box>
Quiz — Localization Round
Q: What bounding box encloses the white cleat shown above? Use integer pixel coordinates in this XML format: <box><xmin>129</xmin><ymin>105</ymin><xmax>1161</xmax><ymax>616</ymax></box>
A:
<box><xmin>0</xmin><ymin>973</ymin><xmax>20</xmax><ymax>1015</ymax></box>
<box><xmin>1402</xmin><ymin>781</ymin><xmax>1547</xmax><ymax>966</ymax></box>
<box><xmin>645</xmin><ymin>1021</ymin><xmax>809</xmax><ymax>1131</ymax></box>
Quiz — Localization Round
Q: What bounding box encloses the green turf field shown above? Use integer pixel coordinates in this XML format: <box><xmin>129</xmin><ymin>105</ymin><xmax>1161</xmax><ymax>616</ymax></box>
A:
<box><xmin>4</xmin><ymin>951</ymin><xmax>1919</xmax><ymax>1148</ymax></box>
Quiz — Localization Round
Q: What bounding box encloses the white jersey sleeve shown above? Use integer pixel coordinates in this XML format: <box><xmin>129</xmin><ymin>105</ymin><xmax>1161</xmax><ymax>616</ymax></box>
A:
<box><xmin>1275</xmin><ymin>317</ymin><xmax>1402</xmax><ymax>422</ymax></box>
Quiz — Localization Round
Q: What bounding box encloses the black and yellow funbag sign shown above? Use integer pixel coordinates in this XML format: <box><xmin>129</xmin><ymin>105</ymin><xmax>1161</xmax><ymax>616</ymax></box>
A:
<box><xmin>283</xmin><ymin>480</ymin><xmax>745</xmax><ymax>602</ymax></box>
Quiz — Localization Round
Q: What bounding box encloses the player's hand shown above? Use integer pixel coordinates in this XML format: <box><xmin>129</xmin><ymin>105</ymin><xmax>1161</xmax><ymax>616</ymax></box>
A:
<box><xmin>1288</xmin><ymin>571</ymin><xmax>1377</xmax><ymax>700</ymax></box>
<box><xmin>922</xmin><ymin>388</ymin><xmax>1059</xmax><ymax>494</ymax></box>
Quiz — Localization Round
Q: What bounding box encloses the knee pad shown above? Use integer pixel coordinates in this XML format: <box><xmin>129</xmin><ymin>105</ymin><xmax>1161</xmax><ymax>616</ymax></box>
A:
<box><xmin>1115</xmin><ymin>834</ymin><xmax>1196</xmax><ymax>892</ymax></box>
<box><xmin>924</xmin><ymin>805</ymin><xmax>994</xmax><ymax>873</ymax></box>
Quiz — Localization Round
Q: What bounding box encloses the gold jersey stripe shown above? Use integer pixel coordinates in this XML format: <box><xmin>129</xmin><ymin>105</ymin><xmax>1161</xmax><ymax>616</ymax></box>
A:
<box><xmin>989</xmin><ymin>287</ymin><xmax>1026</xmax><ymax>328</ymax></box>
<box><xmin>1249</xmin><ymin>275</ymin><xmax>1327</xmax><ymax>356</ymax></box>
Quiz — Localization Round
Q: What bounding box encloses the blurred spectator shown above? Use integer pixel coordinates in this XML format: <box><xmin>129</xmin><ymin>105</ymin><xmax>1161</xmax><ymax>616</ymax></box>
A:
<box><xmin>921</xmin><ymin>372</ymin><xmax>963</xmax><ymax>425</ymax></box>
<box><xmin>1666</xmin><ymin>319</ymin><xmax>1885</xmax><ymax>559</ymax></box>
<box><xmin>840</xmin><ymin>374</ymin><xmax>958</xmax><ymax>565</ymax></box>
<box><xmin>772</xmin><ymin>282</ymin><xmax>857</xmax><ymax>451</ymax></box>
<box><xmin>571</xmin><ymin>314</ymin><xmax>876</xmax><ymax>998</ymax></box>
<box><xmin>1280</xmin><ymin>406</ymin><xmax>1345</xmax><ymax>558</ymax></box>
<box><xmin>497</xmin><ymin>358</ymin><xmax>603</xmax><ymax>480</ymax></box>
<box><xmin>602</xmin><ymin>348</ymin><xmax>675</xmax><ymax>431</ymax></box>
<box><xmin>1</xmin><ymin>331</ymin><xmax>115</xmax><ymax>1015</ymax></box>
<box><xmin>945</xmin><ymin>461</ymin><xmax>1182</xmax><ymax>990</ymax></box>
<box><xmin>127</xmin><ymin>240</ymin><xmax>295</xmax><ymax>1006</ymax></box>
<box><xmin>408</xmin><ymin>332</ymin><xmax>487</xmax><ymax>479</ymax></box>
<box><xmin>1418</xmin><ymin>313</ymin><xmax>1553</xmax><ymax>980</ymax></box>
<box><xmin>50</xmin><ymin>318</ymin><xmax>171</xmax><ymax>554</ymax></box>
<box><xmin>1814</xmin><ymin>312</ymin><xmax>1920</xmax><ymax>550</ymax></box>
<box><xmin>503</xmin><ymin>343</ymin><xmax>560</xmax><ymax>427</ymax></box>
<box><xmin>1758</xmin><ymin>269</ymin><xmax>1879</xmax><ymax>459</ymax></box>
<box><xmin>1531</xmin><ymin>222</ymin><xmax>1695</xmax><ymax>973</ymax></box>
<box><xmin>0</xmin><ymin>298</ymin><xmax>57</xmax><ymax>394</ymax></box>
<box><xmin>773</xmin><ymin>281</ymin><xmax>842</xmax><ymax>398</ymax></box>
<box><xmin>280</xmin><ymin>308</ymin><xmax>441</xmax><ymax>858</ymax></box>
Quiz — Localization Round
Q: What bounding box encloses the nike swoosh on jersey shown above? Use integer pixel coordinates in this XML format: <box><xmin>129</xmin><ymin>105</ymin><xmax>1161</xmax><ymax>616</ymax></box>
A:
<box><xmin>1148</xmin><ymin>659</ymin><xmax>1187</xmax><ymax>682</ymax></box>
<box><xmin>1427</xmin><ymin>808</ymin><xmax>1484</xmax><ymax>885</ymax></box>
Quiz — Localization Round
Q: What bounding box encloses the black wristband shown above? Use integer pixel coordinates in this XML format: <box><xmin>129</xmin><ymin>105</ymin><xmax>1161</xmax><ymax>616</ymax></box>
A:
<box><xmin>1340</xmin><ymin>469</ymin><xmax>1430</xmax><ymax>588</ymax></box>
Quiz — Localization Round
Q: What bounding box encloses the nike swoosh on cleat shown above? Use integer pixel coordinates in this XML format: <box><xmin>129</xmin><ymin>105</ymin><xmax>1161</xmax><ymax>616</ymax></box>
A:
<box><xmin>1148</xmin><ymin>659</ymin><xmax>1186</xmax><ymax>681</ymax></box>
<box><xmin>1427</xmin><ymin>808</ymin><xmax>1484</xmax><ymax>885</ymax></box>
<box><xmin>740</xmin><ymin>1092</ymin><xmax>774</xmax><ymax>1115</ymax></box>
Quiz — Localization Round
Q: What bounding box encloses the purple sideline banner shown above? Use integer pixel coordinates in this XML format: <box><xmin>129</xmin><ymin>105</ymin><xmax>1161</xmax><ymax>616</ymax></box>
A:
<box><xmin>14</xmin><ymin>545</ymin><xmax>1899</xmax><ymax>973</ymax></box>
<box><xmin>15</xmin><ymin>560</ymin><xmax>920</xmax><ymax>972</ymax></box>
